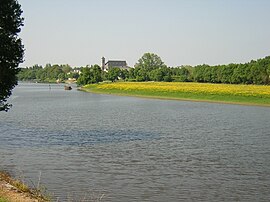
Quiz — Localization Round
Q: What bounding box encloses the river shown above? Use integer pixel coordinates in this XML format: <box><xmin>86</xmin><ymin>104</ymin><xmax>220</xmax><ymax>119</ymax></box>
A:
<box><xmin>0</xmin><ymin>83</ymin><xmax>270</xmax><ymax>201</ymax></box>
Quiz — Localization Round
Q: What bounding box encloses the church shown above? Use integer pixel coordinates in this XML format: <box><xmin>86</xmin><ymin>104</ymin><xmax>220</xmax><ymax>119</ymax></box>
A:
<box><xmin>101</xmin><ymin>57</ymin><xmax>130</xmax><ymax>71</ymax></box>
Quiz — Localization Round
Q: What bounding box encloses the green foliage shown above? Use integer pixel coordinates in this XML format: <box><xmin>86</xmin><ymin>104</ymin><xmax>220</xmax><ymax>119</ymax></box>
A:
<box><xmin>135</xmin><ymin>67</ymin><xmax>149</xmax><ymax>81</ymax></box>
<box><xmin>171</xmin><ymin>67</ymin><xmax>191</xmax><ymax>82</ymax></box>
<box><xmin>135</xmin><ymin>53</ymin><xmax>166</xmax><ymax>71</ymax></box>
<box><xmin>17</xmin><ymin>64</ymin><xmax>81</xmax><ymax>83</ymax></box>
<box><xmin>0</xmin><ymin>0</ymin><xmax>24</xmax><ymax>111</ymax></box>
<box><xmin>134</xmin><ymin>53</ymin><xmax>167</xmax><ymax>81</ymax></box>
<box><xmin>149</xmin><ymin>67</ymin><xmax>172</xmax><ymax>81</ymax></box>
<box><xmin>16</xmin><ymin>52</ymin><xmax>270</xmax><ymax>88</ymax></box>
<box><xmin>128</xmin><ymin>68</ymin><xmax>135</xmax><ymax>80</ymax></box>
<box><xmin>77</xmin><ymin>65</ymin><xmax>102</xmax><ymax>85</ymax></box>
<box><xmin>107</xmin><ymin>67</ymin><xmax>121</xmax><ymax>82</ymax></box>
<box><xmin>0</xmin><ymin>197</ymin><xmax>9</xmax><ymax>202</ymax></box>
<box><xmin>192</xmin><ymin>57</ymin><xmax>270</xmax><ymax>85</ymax></box>
<box><xmin>120</xmin><ymin>69</ymin><xmax>129</xmax><ymax>80</ymax></box>
<box><xmin>61</xmin><ymin>64</ymin><xmax>72</xmax><ymax>73</ymax></box>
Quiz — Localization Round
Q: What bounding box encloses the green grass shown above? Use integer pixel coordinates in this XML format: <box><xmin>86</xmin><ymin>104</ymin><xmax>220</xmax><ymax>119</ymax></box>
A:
<box><xmin>0</xmin><ymin>197</ymin><xmax>9</xmax><ymax>202</ymax></box>
<box><xmin>82</xmin><ymin>82</ymin><xmax>270</xmax><ymax>107</ymax></box>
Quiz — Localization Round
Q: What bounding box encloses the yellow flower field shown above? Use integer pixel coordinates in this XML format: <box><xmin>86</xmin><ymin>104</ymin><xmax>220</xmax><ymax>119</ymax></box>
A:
<box><xmin>93</xmin><ymin>82</ymin><xmax>270</xmax><ymax>98</ymax></box>
<box><xmin>83</xmin><ymin>82</ymin><xmax>270</xmax><ymax>106</ymax></box>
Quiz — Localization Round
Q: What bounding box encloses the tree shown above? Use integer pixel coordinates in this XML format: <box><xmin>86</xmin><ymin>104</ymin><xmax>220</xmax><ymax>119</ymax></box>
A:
<box><xmin>0</xmin><ymin>0</ymin><xmax>24</xmax><ymax>111</ymax></box>
<box><xmin>220</xmin><ymin>64</ymin><xmax>234</xmax><ymax>84</ymax></box>
<box><xmin>193</xmin><ymin>64</ymin><xmax>208</xmax><ymax>82</ymax></box>
<box><xmin>61</xmin><ymin>64</ymin><xmax>72</xmax><ymax>74</ymax></box>
<box><xmin>120</xmin><ymin>69</ymin><xmax>129</xmax><ymax>80</ymax></box>
<box><xmin>149</xmin><ymin>67</ymin><xmax>172</xmax><ymax>81</ymax></box>
<box><xmin>135</xmin><ymin>53</ymin><xmax>167</xmax><ymax>72</ymax></box>
<box><xmin>91</xmin><ymin>65</ymin><xmax>102</xmax><ymax>83</ymax></box>
<box><xmin>128</xmin><ymin>68</ymin><xmax>135</xmax><ymax>80</ymax></box>
<box><xmin>133</xmin><ymin>53</ymin><xmax>167</xmax><ymax>82</ymax></box>
<box><xmin>150</xmin><ymin>68</ymin><xmax>164</xmax><ymax>81</ymax></box>
<box><xmin>77</xmin><ymin>67</ymin><xmax>91</xmax><ymax>85</ymax></box>
<box><xmin>107</xmin><ymin>67</ymin><xmax>121</xmax><ymax>82</ymax></box>
<box><xmin>135</xmin><ymin>67</ymin><xmax>149</xmax><ymax>81</ymax></box>
<box><xmin>179</xmin><ymin>67</ymin><xmax>191</xmax><ymax>82</ymax></box>
<box><xmin>77</xmin><ymin>65</ymin><xmax>102</xmax><ymax>85</ymax></box>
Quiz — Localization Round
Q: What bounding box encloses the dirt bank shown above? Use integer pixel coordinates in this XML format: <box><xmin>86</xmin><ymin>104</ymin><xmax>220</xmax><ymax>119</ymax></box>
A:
<box><xmin>0</xmin><ymin>172</ymin><xmax>47</xmax><ymax>202</ymax></box>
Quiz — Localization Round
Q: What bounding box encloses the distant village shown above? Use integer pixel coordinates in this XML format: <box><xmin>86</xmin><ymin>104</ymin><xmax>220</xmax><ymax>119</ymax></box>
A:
<box><xmin>18</xmin><ymin>56</ymin><xmax>132</xmax><ymax>83</ymax></box>
<box><xmin>64</xmin><ymin>57</ymin><xmax>130</xmax><ymax>83</ymax></box>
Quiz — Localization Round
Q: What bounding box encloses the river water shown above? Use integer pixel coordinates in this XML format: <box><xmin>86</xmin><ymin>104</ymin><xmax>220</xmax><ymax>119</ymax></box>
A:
<box><xmin>0</xmin><ymin>83</ymin><xmax>270</xmax><ymax>201</ymax></box>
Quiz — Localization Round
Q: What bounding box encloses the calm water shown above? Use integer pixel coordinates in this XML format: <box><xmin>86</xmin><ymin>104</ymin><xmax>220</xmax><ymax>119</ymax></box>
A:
<box><xmin>0</xmin><ymin>83</ymin><xmax>270</xmax><ymax>201</ymax></box>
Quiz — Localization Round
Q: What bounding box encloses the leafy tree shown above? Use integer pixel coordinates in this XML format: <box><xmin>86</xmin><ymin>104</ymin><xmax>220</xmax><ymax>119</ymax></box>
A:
<box><xmin>171</xmin><ymin>67</ymin><xmax>191</xmax><ymax>82</ymax></box>
<box><xmin>91</xmin><ymin>65</ymin><xmax>102</xmax><ymax>83</ymax></box>
<box><xmin>163</xmin><ymin>68</ymin><xmax>172</xmax><ymax>82</ymax></box>
<box><xmin>150</xmin><ymin>68</ymin><xmax>164</xmax><ymax>81</ymax></box>
<box><xmin>0</xmin><ymin>0</ymin><xmax>24</xmax><ymax>111</ymax></box>
<box><xmin>77</xmin><ymin>65</ymin><xmax>102</xmax><ymax>85</ymax></box>
<box><xmin>120</xmin><ymin>69</ymin><xmax>129</xmax><ymax>80</ymax></box>
<box><xmin>257</xmin><ymin>58</ymin><xmax>270</xmax><ymax>84</ymax></box>
<box><xmin>128</xmin><ymin>68</ymin><xmax>136</xmax><ymax>80</ymax></box>
<box><xmin>101</xmin><ymin>70</ymin><xmax>108</xmax><ymax>81</ymax></box>
<box><xmin>133</xmin><ymin>54</ymin><xmax>171</xmax><ymax>81</ymax></box>
<box><xmin>266</xmin><ymin>56</ymin><xmax>270</xmax><ymax>76</ymax></box>
<box><xmin>72</xmin><ymin>72</ymin><xmax>80</xmax><ymax>80</ymax></box>
<box><xmin>193</xmin><ymin>65</ymin><xmax>208</xmax><ymax>82</ymax></box>
<box><xmin>107</xmin><ymin>67</ymin><xmax>121</xmax><ymax>82</ymax></box>
<box><xmin>135</xmin><ymin>53</ymin><xmax>166</xmax><ymax>72</ymax></box>
<box><xmin>250</xmin><ymin>63</ymin><xmax>268</xmax><ymax>84</ymax></box>
<box><xmin>61</xmin><ymin>64</ymin><xmax>72</xmax><ymax>74</ymax></box>
<box><xmin>231</xmin><ymin>64</ymin><xmax>247</xmax><ymax>84</ymax></box>
<box><xmin>180</xmin><ymin>67</ymin><xmax>191</xmax><ymax>82</ymax></box>
<box><xmin>149</xmin><ymin>67</ymin><xmax>172</xmax><ymax>81</ymax></box>
<box><xmin>48</xmin><ymin>65</ymin><xmax>63</xmax><ymax>80</ymax></box>
<box><xmin>220</xmin><ymin>64</ymin><xmax>234</xmax><ymax>84</ymax></box>
<box><xmin>58</xmin><ymin>72</ymin><xmax>66</xmax><ymax>81</ymax></box>
<box><xmin>135</xmin><ymin>67</ymin><xmax>149</xmax><ymax>81</ymax></box>
<box><xmin>77</xmin><ymin>68</ymin><xmax>90</xmax><ymax>85</ymax></box>
<box><xmin>211</xmin><ymin>66</ymin><xmax>222</xmax><ymax>83</ymax></box>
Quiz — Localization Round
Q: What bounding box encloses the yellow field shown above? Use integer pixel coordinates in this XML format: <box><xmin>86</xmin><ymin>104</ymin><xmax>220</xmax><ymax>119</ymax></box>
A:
<box><xmin>83</xmin><ymin>82</ymin><xmax>270</xmax><ymax>106</ymax></box>
<box><xmin>89</xmin><ymin>82</ymin><xmax>270</xmax><ymax>98</ymax></box>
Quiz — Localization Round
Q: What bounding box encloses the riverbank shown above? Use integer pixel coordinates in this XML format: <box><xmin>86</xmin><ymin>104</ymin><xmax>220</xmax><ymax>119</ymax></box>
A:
<box><xmin>81</xmin><ymin>82</ymin><xmax>270</xmax><ymax>107</ymax></box>
<box><xmin>0</xmin><ymin>172</ymin><xmax>48</xmax><ymax>202</ymax></box>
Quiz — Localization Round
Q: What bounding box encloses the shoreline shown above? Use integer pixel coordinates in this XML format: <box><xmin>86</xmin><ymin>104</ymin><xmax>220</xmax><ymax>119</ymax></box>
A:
<box><xmin>0</xmin><ymin>172</ymin><xmax>48</xmax><ymax>202</ymax></box>
<box><xmin>80</xmin><ymin>86</ymin><xmax>270</xmax><ymax>108</ymax></box>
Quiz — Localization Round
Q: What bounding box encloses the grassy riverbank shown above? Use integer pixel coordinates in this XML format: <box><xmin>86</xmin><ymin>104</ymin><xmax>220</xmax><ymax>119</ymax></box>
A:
<box><xmin>0</xmin><ymin>171</ymin><xmax>49</xmax><ymax>202</ymax></box>
<box><xmin>82</xmin><ymin>82</ymin><xmax>270</xmax><ymax>106</ymax></box>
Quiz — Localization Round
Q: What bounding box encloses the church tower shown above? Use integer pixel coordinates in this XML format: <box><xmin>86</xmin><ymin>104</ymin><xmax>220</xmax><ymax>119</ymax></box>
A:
<box><xmin>101</xmin><ymin>57</ymin><xmax>105</xmax><ymax>71</ymax></box>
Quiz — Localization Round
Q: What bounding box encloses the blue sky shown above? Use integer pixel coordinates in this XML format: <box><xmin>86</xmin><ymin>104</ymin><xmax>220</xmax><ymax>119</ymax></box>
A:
<box><xmin>18</xmin><ymin>0</ymin><xmax>270</xmax><ymax>67</ymax></box>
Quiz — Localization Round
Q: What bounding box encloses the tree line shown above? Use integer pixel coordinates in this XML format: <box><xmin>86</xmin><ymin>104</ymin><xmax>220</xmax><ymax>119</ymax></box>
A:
<box><xmin>192</xmin><ymin>57</ymin><xmax>270</xmax><ymax>85</ymax></box>
<box><xmin>17</xmin><ymin>53</ymin><xmax>270</xmax><ymax>86</ymax></box>
<box><xmin>17</xmin><ymin>64</ymin><xmax>80</xmax><ymax>82</ymax></box>
<box><xmin>77</xmin><ymin>53</ymin><xmax>270</xmax><ymax>85</ymax></box>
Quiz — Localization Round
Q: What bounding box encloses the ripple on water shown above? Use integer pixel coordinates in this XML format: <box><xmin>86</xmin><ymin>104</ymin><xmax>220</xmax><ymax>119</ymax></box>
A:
<box><xmin>0</xmin><ymin>83</ymin><xmax>270</xmax><ymax>201</ymax></box>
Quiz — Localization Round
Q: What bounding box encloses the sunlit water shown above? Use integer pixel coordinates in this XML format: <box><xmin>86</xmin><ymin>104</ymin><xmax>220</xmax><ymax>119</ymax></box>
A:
<box><xmin>0</xmin><ymin>83</ymin><xmax>270</xmax><ymax>201</ymax></box>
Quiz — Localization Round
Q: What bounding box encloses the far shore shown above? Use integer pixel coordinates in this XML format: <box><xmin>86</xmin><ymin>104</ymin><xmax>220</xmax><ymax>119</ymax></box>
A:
<box><xmin>80</xmin><ymin>82</ymin><xmax>270</xmax><ymax>107</ymax></box>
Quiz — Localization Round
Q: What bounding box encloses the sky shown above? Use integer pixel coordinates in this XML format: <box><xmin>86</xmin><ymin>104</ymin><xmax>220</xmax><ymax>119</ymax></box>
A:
<box><xmin>18</xmin><ymin>0</ymin><xmax>270</xmax><ymax>68</ymax></box>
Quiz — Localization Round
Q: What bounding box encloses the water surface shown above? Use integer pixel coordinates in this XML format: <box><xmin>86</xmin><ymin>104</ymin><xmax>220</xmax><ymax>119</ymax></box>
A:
<box><xmin>0</xmin><ymin>83</ymin><xmax>270</xmax><ymax>201</ymax></box>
